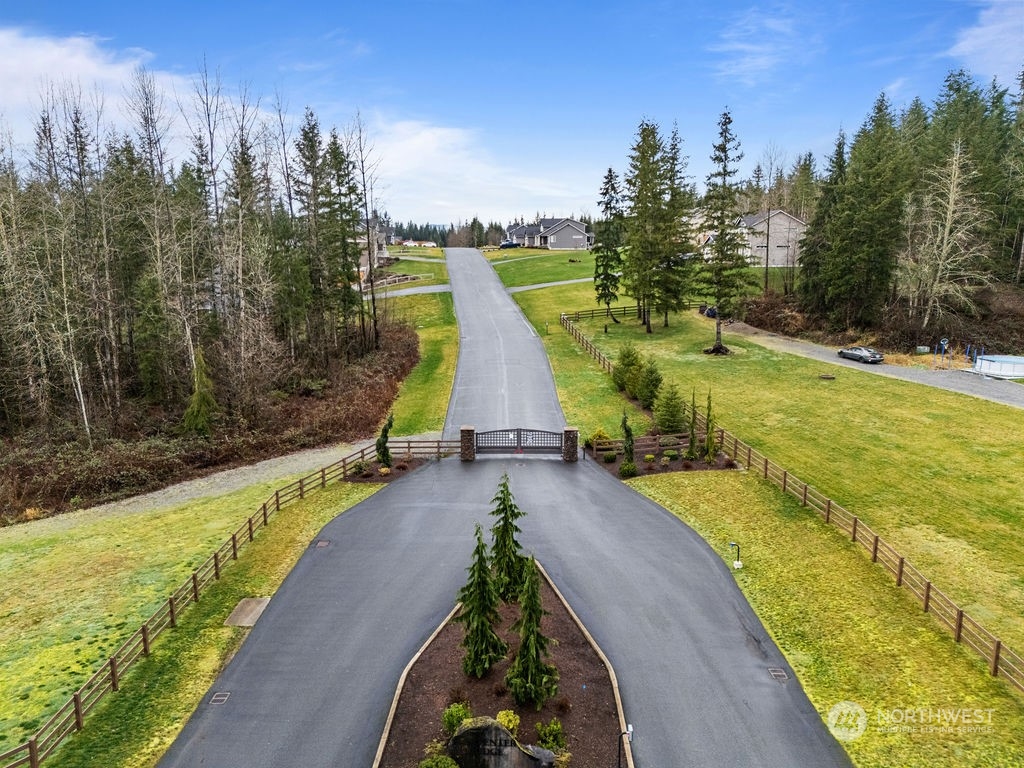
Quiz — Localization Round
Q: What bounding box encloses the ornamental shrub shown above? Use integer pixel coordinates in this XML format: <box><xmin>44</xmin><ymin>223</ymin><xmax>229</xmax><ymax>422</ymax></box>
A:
<box><xmin>442</xmin><ymin>702</ymin><xmax>473</xmax><ymax>736</ymax></box>
<box><xmin>496</xmin><ymin>709</ymin><xmax>520</xmax><ymax>738</ymax></box>
<box><xmin>586</xmin><ymin>427</ymin><xmax>611</xmax><ymax>449</ymax></box>
<box><xmin>603</xmin><ymin>451</ymin><xmax>617</xmax><ymax>464</ymax></box>
<box><xmin>535</xmin><ymin>717</ymin><xmax>567</xmax><ymax>752</ymax></box>
<box><xmin>455</xmin><ymin>524</ymin><xmax>507</xmax><ymax>677</ymax></box>
<box><xmin>418</xmin><ymin>756</ymin><xmax>459</xmax><ymax>768</ymax></box>
<box><xmin>654</xmin><ymin>383</ymin><xmax>685</xmax><ymax>433</ymax></box>
<box><xmin>376</xmin><ymin>412</ymin><xmax>394</xmax><ymax>468</ymax></box>
<box><xmin>612</xmin><ymin>342</ymin><xmax>641</xmax><ymax>392</ymax></box>
<box><xmin>618</xmin><ymin>461</ymin><xmax>637</xmax><ymax>479</ymax></box>
<box><xmin>505</xmin><ymin>559</ymin><xmax>559</xmax><ymax>709</ymax></box>
<box><xmin>644</xmin><ymin>454</ymin><xmax>656</xmax><ymax>463</ymax></box>
<box><xmin>490</xmin><ymin>473</ymin><xmax>528</xmax><ymax>602</ymax></box>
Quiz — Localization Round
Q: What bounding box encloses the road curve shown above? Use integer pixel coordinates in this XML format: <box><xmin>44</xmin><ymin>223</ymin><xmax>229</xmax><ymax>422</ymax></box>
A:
<box><xmin>158</xmin><ymin>248</ymin><xmax>851</xmax><ymax>767</ymax></box>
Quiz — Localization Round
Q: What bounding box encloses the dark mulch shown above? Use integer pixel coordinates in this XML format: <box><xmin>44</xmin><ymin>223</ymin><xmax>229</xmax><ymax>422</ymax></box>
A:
<box><xmin>341</xmin><ymin>456</ymin><xmax>430</xmax><ymax>483</ymax></box>
<box><xmin>377</xmin><ymin>576</ymin><xmax>620</xmax><ymax>768</ymax></box>
<box><xmin>587</xmin><ymin>445</ymin><xmax>740</xmax><ymax>480</ymax></box>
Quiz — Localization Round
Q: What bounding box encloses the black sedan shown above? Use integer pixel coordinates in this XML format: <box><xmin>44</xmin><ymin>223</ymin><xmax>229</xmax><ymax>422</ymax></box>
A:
<box><xmin>838</xmin><ymin>346</ymin><xmax>884</xmax><ymax>364</ymax></box>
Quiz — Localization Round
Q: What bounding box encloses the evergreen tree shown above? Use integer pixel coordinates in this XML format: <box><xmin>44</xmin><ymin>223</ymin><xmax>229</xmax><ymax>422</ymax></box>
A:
<box><xmin>703</xmin><ymin>390</ymin><xmax>718</xmax><ymax>463</ymax></box>
<box><xmin>612</xmin><ymin>342</ymin><xmax>641</xmax><ymax>393</ymax></box>
<box><xmin>455</xmin><ymin>523</ymin><xmax>508</xmax><ymax>678</ymax></box>
<box><xmin>686</xmin><ymin>389</ymin><xmax>699</xmax><ymax>460</ymax></box>
<box><xmin>621</xmin><ymin>412</ymin><xmax>635</xmax><ymax>465</ymax></box>
<box><xmin>653</xmin><ymin>124</ymin><xmax>697</xmax><ymax>326</ymax></box>
<box><xmin>623</xmin><ymin>119</ymin><xmax>668</xmax><ymax>332</ymax></box>
<box><xmin>798</xmin><ymin>131</ymin><xmax>847</xmax><ymax>316</ymax></box>
<box><xmin>375</xmin><ymin>411</ymin><xmax>394</xmax><ymax>468</ymax></box>
<box><xmin>698</xmin><ymin>109</ymin><xmax>755</xmax><ymax>353</ymax></box>
<box><xmin>181</xmin><ymin>345</ymin><xmax>217</xmax><ymax>437</ymax></box>
<box><xmin>654</xmin><ymin>383</ymin><xmax>685</xmax><ymax>434</ymax></box>
<box><xmin>489</xmin><ymin>473</ymin><xmax>527</xmax><ymax>602</ymax></box>
<box><xmin>505</xmin><ymin>557</ymin><xmax>559</xmax><ymax>710</ymax></box>
<box><xmin>594</xmin><ymin>167</ymin><xmax>625</xmax><ymax>321</ymax></box>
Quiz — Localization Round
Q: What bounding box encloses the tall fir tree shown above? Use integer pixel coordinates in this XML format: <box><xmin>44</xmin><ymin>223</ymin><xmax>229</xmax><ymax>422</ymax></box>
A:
<box><xmin>594</xmin><ymin>167</ymin><xmax>625</xmax><ymax>321</ymax></box>
<box><xmin>489</xmin><ymin>473</ymin><xmax>527</xmax><ymax>602</ymax></box>
<box><xmin>623</xmin><ymin>119</ymin><xmax>668</xmax><ymax>332</ymax></box>
<box><xmin>455</xmin><ymin>523</ymin><xmax>508</xmax><ymax>678</ymax></box>
<box><xmin>798</xmin><ymin>131</ymin><xmax>847</xmax><ymax>317</ymax></box>
<box><xmin>698</xmin><ymin>109</ymin><xmax>754</xmax><ymax>352</ymax></box>
<box><xmin>653</xmin><ymin>124</ymin><xmax>697</xmax><ymax>327</ymax></box>
<box><xmin>505</xmin><ymin>557</ymin><xmax>559</xmax><ymax>710</ymax></box>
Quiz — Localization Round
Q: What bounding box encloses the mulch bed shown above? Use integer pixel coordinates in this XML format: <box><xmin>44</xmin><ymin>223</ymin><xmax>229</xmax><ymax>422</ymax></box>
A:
<box><xmin>377</xmin><ymin>575</ymin><xmax>620</xmax><ymax>767</ymax></box>
<box><xmin>587</xmin><ymin>445</ymin><xmax>740</xmax><ymax>479</ymax></box>
<box><xmin>341</xmin><ymin>456</ymin><xmax>430</xmax><ymax>483</ymax></box>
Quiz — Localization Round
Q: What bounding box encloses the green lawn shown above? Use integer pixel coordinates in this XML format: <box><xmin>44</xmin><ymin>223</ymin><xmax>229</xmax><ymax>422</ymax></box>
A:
<box><xmin>387</xmin><ymin>292</ymin><xmax>458</xmax><ymax>435</ymax></box>
<box><xmin>0</xmin><ymin>479</ymin><xmax>380</xmax><ymax>753</ymax></box>
<box><xmin>384</xmin><ymin>254</ymin><xmax>449</xmax><ymax>286</ymax></box>
<box><xmin>490</xmin><ymin>249</ymin><xmax>594</xmax><ymax>287</ymax></box>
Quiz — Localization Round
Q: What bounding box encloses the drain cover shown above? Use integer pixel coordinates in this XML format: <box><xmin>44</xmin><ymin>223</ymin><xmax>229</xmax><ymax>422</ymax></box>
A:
<box><xmin>768</xmin><ymin>667</ymin><xmax>789</xmax><ymax>682</ymax></box>
<box><xmin>315</xmin><ymin>539</ymin><xmax>331</xmax><ymax>548</ymax></box>
<box><xmin>211</xmin><ymin>692</ymin><xmax>231</xmax><ymax>704</ymax></box>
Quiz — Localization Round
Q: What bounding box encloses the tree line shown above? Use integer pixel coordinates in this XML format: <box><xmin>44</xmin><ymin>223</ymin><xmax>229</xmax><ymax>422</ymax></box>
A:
<box><xmin>593</xmin><ymin>69</ymin><xmax>1024</xmax><ymax>343</ymax></box>
<box><xmin>0</xmin><ymin>67</ymin><xmax>389</xmax><ymax>445</ymax></box>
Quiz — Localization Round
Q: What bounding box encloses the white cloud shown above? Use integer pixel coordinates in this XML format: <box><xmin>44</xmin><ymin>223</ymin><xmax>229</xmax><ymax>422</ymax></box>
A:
<box><xmin>371</xmin><ymin>117</ymin><xmax>594</xmax><ymax>224</ymax></box>
<box><xmin>0</xmin><ymin>27</ymin><xmax>189</xmax><ymax>156</ymax></box>
<box><xmin>948</xmin><ymin>0</ymin><xmax>1023</xmax><ymax>85</ymax></box>
<box><xmin>708</xmin><ymin>5</ymin><xmax>819</xmax><ymax>87</ymax></box>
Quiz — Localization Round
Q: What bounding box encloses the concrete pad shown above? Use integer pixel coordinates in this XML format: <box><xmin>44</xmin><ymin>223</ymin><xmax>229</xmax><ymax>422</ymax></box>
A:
<box><xmin>225</xmin><ymin>597</ymin><xmax>270</xmax><ymax>627</ymax></box>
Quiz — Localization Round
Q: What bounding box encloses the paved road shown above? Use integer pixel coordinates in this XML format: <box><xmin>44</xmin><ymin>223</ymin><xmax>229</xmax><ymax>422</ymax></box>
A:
<box><xmin>159</xmin><ymin>248</ymin><xmax>850</xmax><ymax>767</ymax></box>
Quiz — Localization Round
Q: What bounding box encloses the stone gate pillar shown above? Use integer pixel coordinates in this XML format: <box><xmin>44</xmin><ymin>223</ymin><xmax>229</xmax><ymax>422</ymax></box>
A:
<box><xmin>461</xmin><ymin>426</ymin><xmax>476</xmax><ymax>462</ymax></box>
<box><xmin>562</xmin><ymin>427</ymin><xmax>579</xmax><ymax>463</ymax></box>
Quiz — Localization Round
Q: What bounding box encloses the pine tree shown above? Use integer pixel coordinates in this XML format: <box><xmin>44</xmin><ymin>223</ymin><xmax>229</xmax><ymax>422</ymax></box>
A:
<box><xmin>623</xmin><ymin>119</ymin><xmax>668</xmax><ymax>332</ymax></box>
<box><xmin>653</xmin><ymin>124</ymin><xmax>697</xmax><ymax>327</ymax></box>
<box><xmin>798</xmin><ymin>131</ymin><xmax>846</xmax><ymax>317</ymax></box>
<box><xmin>505</xmin><ymin>558</ymin><xmax>558</xmax><ymax>710</ymax></box>
<box><xmin>698</xmin><ymin>110</ymin><xmax>755</xmax><ymax>353</ymax></box>
<box><xmin>654</xmin><ymin>383</ymin><xmax>685</xmax><ymax>434</ymax></box>
<box><xmin>455</xmin><ymin>523</ymin><xmax>508</xmax><ymax>678</ymax></box>
<box><xmin>594</xmin><ymin>167</ymin><xmax>624</xmax><ymax>322</ymax></box>
<box><xmin>489</xmin><ymin>473</ymin><xmax>527</xmax><ymax>602</ymax></box>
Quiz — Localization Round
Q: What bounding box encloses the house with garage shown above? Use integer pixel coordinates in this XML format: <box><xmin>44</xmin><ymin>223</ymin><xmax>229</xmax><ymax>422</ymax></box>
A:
<box><xmin>504</xmin><ymin>217</ymin><xmax>593</xmax><ymax>250</ymax></box>
<box><xmin>738</xmin><ymin>209</ymin><xmax>806</xmax><ymax>268</ymax></box>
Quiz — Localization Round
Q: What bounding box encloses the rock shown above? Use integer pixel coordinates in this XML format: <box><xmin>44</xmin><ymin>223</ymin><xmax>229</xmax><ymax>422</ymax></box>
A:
<box><xmin>447</xmin><ymin>717</ymin><xmax>554</xmax><ymax>768</ymax></box>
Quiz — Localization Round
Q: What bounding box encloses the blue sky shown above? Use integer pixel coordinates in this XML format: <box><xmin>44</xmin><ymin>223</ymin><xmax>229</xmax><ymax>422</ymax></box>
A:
<box><xmin>0</xmin><ymin>1</ymin><xmax>1020</xmax><ymax>225</ymax></box>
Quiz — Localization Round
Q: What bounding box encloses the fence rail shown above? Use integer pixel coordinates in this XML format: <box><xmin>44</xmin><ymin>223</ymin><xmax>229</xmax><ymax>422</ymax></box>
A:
<box><xmin>562</xmin><ymin>310</ymin><xmax>1024</xmax><ymax>696</ymax></box>
<box><xmin>2</xmin><ymin>439</ymin><xmax>459</xmax><ymax>768</ymax></box>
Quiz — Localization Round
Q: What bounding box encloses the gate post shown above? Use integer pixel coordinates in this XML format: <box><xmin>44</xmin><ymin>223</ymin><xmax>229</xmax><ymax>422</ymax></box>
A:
<box><xmin>460</xmin><ymin>426</ymin><xmax>476</xmax><ymax>462</ymax></box>
<box><xmin>562</xmin><ymin>427</ymin><xmax>579</xmax><ymax>463</ymax></box>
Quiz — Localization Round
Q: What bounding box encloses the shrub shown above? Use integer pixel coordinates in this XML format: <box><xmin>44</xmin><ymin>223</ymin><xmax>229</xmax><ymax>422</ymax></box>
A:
<box><xmin>602</xmin><ymin>451</ymin><xmax>617</xmax><ymax>464</ymax></box>
<box><xmin>621</xmin><ymin>413</ymin><xmax>634</xmax><ymax>464</ymax></box>
<box><xmin>423</xmin><ymin>739</ymin><xmax>446</xmax><ymax>758</ymax></box>
<box><xmin>554</xmin><ymin>695</ymin><xmax>572</xmax><ymax>715</ymax></box>
<box><xmin>376</xmin><ymin>412</ymin><xmax>394</xmax><ymax>468</ymax></box>
<box><xmin>535</xmin><ymin>717</ymin><xmax>567</xmax><ymax>752</ymax></box>
<box><xmin>554</xmin><ymin>753</ymin><xmax>573</xmax><ymax>767</ymax></box>
<box><xmin>505</xmin><ymin>559</ymin><xmax>559</xmax><ymax>709</ymax></box>
<box><xmin>378</xmin><ymin>466</ymin><xmax>392</xmax><ymax>476</ymax></box>
<box><xmin>618</xmin><ymin>461</ymin><xmax>637</xmax><ymax>479</ymax></box>
<box><xmin>349</xmin><ymin>459</ymin><xmax>368</xmax><ymax>476</ymax></box>
<box><xmin>663</xmin><ymin>449</ymin><xmax>678</xmax><ymax>460</ymax></box>
<box><xmin>644</xmin><ymin>454</ymin><xmax>656</xmax><ymax>463</ymax></box>
<box><xmin>496</xmin><ymin>709</ymin><xmax>520</xmax><ymax>738</ymax></box>
<box><xmin>661</xmin><ymin>456</ymin><xmax>670</xmax><ymax>468</ymax></box>
<box><xmin>442</xmin><ymin>702</ymin><xmax>473</xmax><ymax>736</ymax></box>
<box><xmin>418</xmin><ymin>756</ymin><xmax>459</xmax><ymax>768</ymax></box>
<box><xmin>659</xmin><ymin>435</ymin><xmax>680</xmax><ymax>447</ymax></box>
<box><xmin>612</xmin><ymin>342</ymin><xmax>641</xmax><ymax>392</ymax></box>
<box><xmin>455</xmin><ymin>524</ymin><xmax>507</xmax><ymax>678</ymax></box>
<box><xmin>586</xmin><ymin>427</ymin><xmax>610</xmax><ymax>450</ymax></box>
<box><xmin>632</xmin><ymin>357</ymin><xmax>663</xmax><ymax>409</ymax></box>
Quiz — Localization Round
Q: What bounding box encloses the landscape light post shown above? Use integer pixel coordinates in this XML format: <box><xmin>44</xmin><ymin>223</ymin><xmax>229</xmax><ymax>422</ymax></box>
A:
<box><xmin>617</xmin><ymin>723</ymin><xmax>633</xmax><ymax>768</ymax></box>
<box><xmin>729</xmin><ymin>541</ymin><xmax>742</xmax><ymax>569</ymax></box>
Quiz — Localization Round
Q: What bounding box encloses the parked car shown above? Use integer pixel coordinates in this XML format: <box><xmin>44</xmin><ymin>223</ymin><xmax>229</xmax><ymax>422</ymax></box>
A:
<box><xmin>498</xmin><ymin>241</ymin><xmax>522</xmax><ymax>249</ymax></box>
<box><xmin>838</xmin><ymin>346</ymin><xmax>884</xmax><ymax>364</ymax></box>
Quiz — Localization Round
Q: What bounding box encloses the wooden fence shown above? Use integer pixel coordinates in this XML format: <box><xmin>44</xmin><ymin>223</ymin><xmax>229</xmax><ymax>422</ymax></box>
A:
<box><xmin>0</xmin><ymin>439</ymin><xmax>459</xmax><ymax>768</ymax></box>
<box><xmin>561</xmin><ymin>311</ymin><xmax>1024</xmax><ymax>696</ymax></box>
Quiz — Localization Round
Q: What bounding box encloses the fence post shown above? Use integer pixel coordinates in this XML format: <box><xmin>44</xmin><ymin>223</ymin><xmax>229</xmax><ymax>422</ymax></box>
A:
<box><xmin>871</xmin><ymin>535</ymin><xmax>879</xmax><ymax>562</ymax></box>
<box><xmin>262</xmin><ymin>503</ymin><xmax>269</xmax><ymax>526</ymax></box>
<box><xmin>192</xmin><ymin>572</ymin><xmax>200</xmax><ymax>603</ymax></box>
<box><xmin>746</xmin><ymin>445</ymin><xmax>752</xmax><ymax>468</ymax></box>
<box><xmin>73</xmin><ymin>692</ymin><xmax>84</xmax><ymax>730</ymax></box>
<box><xmin>851</xmin><ymin>517</ymin><xmax>859</xmax><ymax>542</ymax></box>
<box><xmin>169</xmin><ymin>596</ymin><xmax>177</xmax><ymax>628</ymax></box>
<box><xmin>248</xmin><ymin>517</ymin><xmax>255</xmax><ymax>542</ymax></box>
<box><xmin>991</xmin><ymin>640</ymin><xmax>1002</xmax><ymax>676</ymax></box>
<box><xmin>299</xmin><ymin>477</ymin><xmax>305</xmax><ymax>499</ymax></box>
<box><xmin>274</xmin><ymin>490</ymin><xmax>281</xmax><ymax>511</ymax></box>
<box><xmin>782</xmin><ymin>471</ymin><xmax>788</xmax><ymax>493</ymax></box>
<box><xmin>825</xmin><ymin>499</ymin><xmax>831</xmax><ymax>523</ymax></box>
<box><xmin>896</xmin><ymin>557</ymin><xmax>905</xmax><ymax>587</ymax></box>
<box><xmin>763</xmin><ymin>457</ymin><xmax>769</xmax><ymax>479</ymax></box>
<box><xmin>232</xmin><ymin>533</ymin><xmax>238</xmax><ymax>560</ymax></box>
<box><xmin>320</xmin><ymin>467</ymin><xmax>326</xmax><ymax>488</ymax></box>
<box><xmin>110</xmin><ymin>656</ymin><xmax>119</xmax><ymax>692</ymax></box>
<box><xmin>955</xmin><ymin>610</ymin><xmax>964</xmax><ymax>642</ymax></box>
<box><xmin>214</xmin><ymin>551</ymin><xmax>220</xmax><ymax>580</ymax></box>
<box><xmin>29</xmin><ymin>738</ymin><xmax>39</xmax><ymax>768</ymax></box>
<box><xmin>923</xmin><ymin>581</ymin><xmax>932</xmax><ymax>612</ymax></box>
<box><xmin>802</xmin><ymin>484</ymin><xmax>808</xmax><ymax>506</ymax></box>
<box><xmin>142</xmin><ymin>623</ymin><xmax>151</xmax><ymax>656</ymax></box>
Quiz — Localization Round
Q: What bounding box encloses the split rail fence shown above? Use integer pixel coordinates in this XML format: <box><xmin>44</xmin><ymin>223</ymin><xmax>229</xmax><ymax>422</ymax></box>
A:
<box><xmin>560</xmin><ymin>310</ymin><xmax>1024</xmax><ymax>696</ymax></box>
<box><xmin>0</xmin><ymin>439</ymin><xmax>459</xmax><ymax>768</ymax></box>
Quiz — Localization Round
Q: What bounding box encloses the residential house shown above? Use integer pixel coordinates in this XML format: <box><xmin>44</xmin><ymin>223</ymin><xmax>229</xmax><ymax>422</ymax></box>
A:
<box><xmin>504</xmin><ymin>217</ymin><xmax>593</xmax><ymax>250</ymax></box>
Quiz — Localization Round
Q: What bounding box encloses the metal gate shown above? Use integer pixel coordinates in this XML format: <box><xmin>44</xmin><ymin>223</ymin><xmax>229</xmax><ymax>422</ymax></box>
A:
<box><xmin>476</xmin><ymin>428</ymin><xmax>563</xmax><ymax>454</ymax></box>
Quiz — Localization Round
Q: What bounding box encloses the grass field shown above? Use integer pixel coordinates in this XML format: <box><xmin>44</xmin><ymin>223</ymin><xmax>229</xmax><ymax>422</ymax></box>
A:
<box><xmin>514</xmin><ymin>281</ymin><xmax>1024</xmax><ymax>654</ymax></box>
<box><xmin>0</xmin><ymin>480</ymin><xmax>380</xmax><ymax>754</ymax></box>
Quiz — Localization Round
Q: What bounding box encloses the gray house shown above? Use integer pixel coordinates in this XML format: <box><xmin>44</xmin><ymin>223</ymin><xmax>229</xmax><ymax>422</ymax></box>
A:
<box><xmin>504</xmin><ymin>218</ymin><xmax>593</xmax><ymax>250</ymax></box>
<box><xmin>738</xmin><ymin>210</ymin><xmax>806</xmax><ymax>268</ymax></box>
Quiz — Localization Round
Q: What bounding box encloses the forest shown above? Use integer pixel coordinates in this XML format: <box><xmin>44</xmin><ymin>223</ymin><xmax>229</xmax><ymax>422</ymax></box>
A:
<box><xmin>0</xmin><ymin>68</ymin><xmax>417</xmax><ymax>521</ymax></box>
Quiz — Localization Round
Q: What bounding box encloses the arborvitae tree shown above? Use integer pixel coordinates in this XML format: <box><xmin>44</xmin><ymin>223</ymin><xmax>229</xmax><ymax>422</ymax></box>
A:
<box><xmin>703</xmin><ymin>390</ymin><xmax>718</xmax><ymax>464</ymax></box>
<box><xmin>698</xmin><ymin>110</ymin><xmax>755</xmax><ymax>353</ymax></box>
<box><xmin>594</xmin><ymin>167</ymin><xmax>625</xmax><ymax>321</ymax></box>
<box><xmin>490</xmin><ymin>473</ymin><xmax>527</xmax><ymax>602</ymax></box>
<box><xmin>375</xmin><ymin>411</ymin><xmax>394</xmax><ymax>468</ymax></box>
<box><xmin>455</xmin><ymin>523</ymin><xmax>508</xmax><ymax>678</ymax></box>
<box><xmin>181</xmin><ymin>346</ymin><xmax>217</xmax><ymax>437</ymax></box>
<box><xmin>686</xmin><ymin>389</ymin><xmax>700</xmax><ymax>460</ymax></box>
<box><xmin>505</xmin><ymin>557</ymin><xmax>559</xmax><ymax>710</ymax></box>
<box><xmin>654</xmin><ymin>383</ymin><xmax>685</xmax><ymax>434</ymax></box>
<box><xmin>612</xmin><ymin>342</ymin><xmax>642</xmax><ymax>393</ymax></box>
<box><xmin>621</xmin><ymin>412</ymin><xmax>635</xmax><ymax>465</ymax></box>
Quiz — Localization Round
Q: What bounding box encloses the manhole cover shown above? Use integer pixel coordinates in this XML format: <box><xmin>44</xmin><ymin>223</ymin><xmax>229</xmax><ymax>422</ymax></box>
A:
<box><xmin>211</xmin><ymin>692</ymin><xmax>231</xmax><ymax>704</ymax></box>
<box><xmin>768</xmin><ymin>667</ymin><xmax>789</xmax><ymax>682</ymax></box>
<box><xmin>315</xmin><ymin>539</ymin><xmax>331</xmax><ymax>548</ymax></box>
